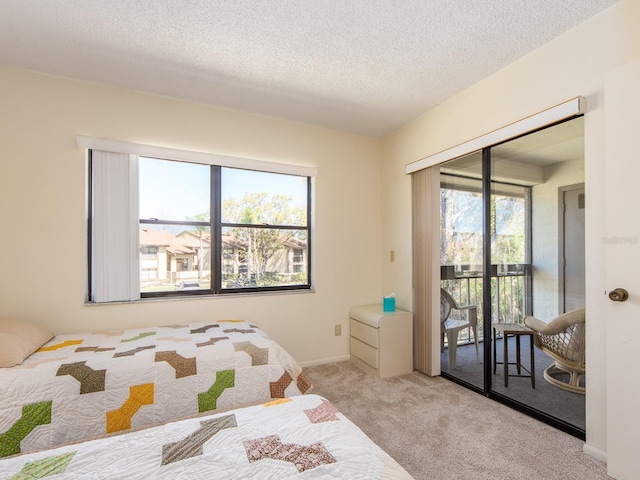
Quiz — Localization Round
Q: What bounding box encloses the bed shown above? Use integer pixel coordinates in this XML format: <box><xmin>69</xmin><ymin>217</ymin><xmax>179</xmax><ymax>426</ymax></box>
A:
<box><xmin>0</xmin><ymin>394</ymin><xmax>414</xmax><ymax>479</ymax></box>
<box><xmin>0</xmin><ymin>319</ymin><xmax>311</xmax><ymax>458</ymax></box>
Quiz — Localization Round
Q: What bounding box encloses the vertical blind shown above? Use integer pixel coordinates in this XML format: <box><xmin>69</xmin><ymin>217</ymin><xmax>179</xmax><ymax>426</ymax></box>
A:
<box><xmin>411</xmin><ymin>166</ymin><xmax>441</xmax><ymax>376</ymax></box>
<box><xmin>90</xmin><ymin>151</ymin><xmax>140</xmax><ymax>302</ymax></box>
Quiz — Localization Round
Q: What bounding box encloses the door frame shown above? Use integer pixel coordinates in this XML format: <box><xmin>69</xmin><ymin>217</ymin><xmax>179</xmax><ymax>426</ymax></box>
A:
<box><xmin>558</xmin><ymin>182</ymin><xmax>585</xmax><ymax>315</ymax></box>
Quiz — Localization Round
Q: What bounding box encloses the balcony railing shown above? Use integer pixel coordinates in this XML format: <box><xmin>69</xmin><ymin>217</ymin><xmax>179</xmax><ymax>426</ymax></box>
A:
<box><xmin>441</xmin><ymin>264</ymin><xmax>531</xmax><ymax>344</ymax></box>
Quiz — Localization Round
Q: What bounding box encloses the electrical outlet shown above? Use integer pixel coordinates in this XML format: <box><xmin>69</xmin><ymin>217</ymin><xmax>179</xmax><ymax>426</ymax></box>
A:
<box><xmin>334</xmin><ymin>324</ymin><xmax>341</xmax><ymax>336</ymax></box>
<box><xmin>390</xmin><ymin>250</ymin><xmax>395</xmax><ymax>262</ymax></box>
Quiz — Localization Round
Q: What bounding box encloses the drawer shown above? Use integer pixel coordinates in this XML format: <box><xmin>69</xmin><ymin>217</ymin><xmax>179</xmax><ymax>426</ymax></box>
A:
<box><xmin>350</xmin><ymin>318</ymin><xmax>378</xmax><ymax>348</ymax></box>
<box><xmin>350</xmin><ymin>337</ymin><xmax>378</xmax><ymax>369</ymax></box>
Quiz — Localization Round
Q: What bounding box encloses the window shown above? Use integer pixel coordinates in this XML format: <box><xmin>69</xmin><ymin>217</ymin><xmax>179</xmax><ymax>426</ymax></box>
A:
<box><xmin>141</xmin><ymin>268</ymin><xmax>158</xmax><ymax>280</ymax></box>
<box><xmin>220</xmin><ymin>168</ymin><xmax>309</xmax><ymax>289</ymax></box>
<box><xmin>140</xmin><ymin>246</ymin><xmax>158</xmax><ymax>255</ymax></box>
<box><xmin>175</xmin><ymin>258</ymin><xmax>189</xmax><ymax>272</ymax></box>
<box><xmin>86</xmin><ymin>140</ymin><xmax>314</xmax><ymax>303</ymax></box>
<box><xmin>293</xmin><ymin>248</ymin><xmax>304</xmax><ymax>274</ymax></box>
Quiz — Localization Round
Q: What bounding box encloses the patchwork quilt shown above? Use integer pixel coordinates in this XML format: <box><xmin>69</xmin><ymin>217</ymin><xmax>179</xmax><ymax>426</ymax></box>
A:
<box><xmin>0</xmin><ymin>320</ymin><xmax>311</xmax><ymax>458</ymax></box>
<box><xmin>0</xmin><ymin>394</ymin><xmax>414</xmax><ymax>479</ymax></box>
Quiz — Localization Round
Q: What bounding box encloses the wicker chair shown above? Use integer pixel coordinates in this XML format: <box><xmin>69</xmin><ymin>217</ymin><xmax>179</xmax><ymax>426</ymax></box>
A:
<box><xmin>524</xmin><ymin>308</ymin><xmax>585</xmax><ymax>394</ymax></box>
<box><xmin>440</xmin><ymin>288</ymin><xmax>478</xmax><ymax>369</ymax></box>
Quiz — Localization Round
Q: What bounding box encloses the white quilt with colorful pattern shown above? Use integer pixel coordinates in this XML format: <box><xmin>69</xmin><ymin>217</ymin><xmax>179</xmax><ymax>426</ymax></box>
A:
<box><xmin>0</xmin><ymin>394</ymin><xmax>414</xmax><ymax>479</ymax></box>
<box><xmin>0</xmin><ymin>320</ymin><xmax>311</xmax><ymax>458</ymax></box>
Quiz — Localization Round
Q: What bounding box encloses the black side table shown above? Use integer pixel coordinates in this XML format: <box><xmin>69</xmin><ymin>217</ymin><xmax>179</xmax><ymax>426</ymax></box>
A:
<box><xmin>492</xmin><ymin>322</ymin><xmax>535</xmax><ymax>388</ymax></box>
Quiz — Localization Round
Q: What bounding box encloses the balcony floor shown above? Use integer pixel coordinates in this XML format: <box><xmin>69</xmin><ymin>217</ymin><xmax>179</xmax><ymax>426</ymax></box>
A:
<box><xmin>441</xmin><ymin>337</ymin><xmax>585</xmax><ymax>431</ymax></box>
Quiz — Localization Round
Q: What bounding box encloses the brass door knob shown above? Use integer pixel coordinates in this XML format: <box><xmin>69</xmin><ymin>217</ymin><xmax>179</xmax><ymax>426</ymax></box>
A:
<box><xmin>608</xmin><ymin>288</ymin><xmax>629</xmax><ymax>302</ymax></box>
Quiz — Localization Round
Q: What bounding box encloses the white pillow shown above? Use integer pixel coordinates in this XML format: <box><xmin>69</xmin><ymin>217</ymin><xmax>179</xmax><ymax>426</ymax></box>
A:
<box><xmin>0</xmin><ymin>319</ymin><xmax>55</xmax><ymax>367</ymax></box>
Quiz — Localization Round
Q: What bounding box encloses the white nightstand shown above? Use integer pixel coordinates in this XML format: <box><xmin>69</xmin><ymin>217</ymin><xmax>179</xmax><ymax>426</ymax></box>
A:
<box><xmin>349</xmin><ymin>304</ymin><xmax>413</xmax><ymax>378</ymax></box>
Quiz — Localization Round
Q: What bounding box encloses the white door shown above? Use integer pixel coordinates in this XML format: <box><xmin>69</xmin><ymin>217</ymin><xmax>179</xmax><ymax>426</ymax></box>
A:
<box><xmin>604</xmin><ymin>58</ymin><xmax>640</xmax><ymax>480</ymax></box>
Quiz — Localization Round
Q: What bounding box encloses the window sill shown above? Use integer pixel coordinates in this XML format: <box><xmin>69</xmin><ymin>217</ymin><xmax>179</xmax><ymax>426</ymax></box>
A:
<box><xmin>84</xmin><ymin>287</ymin><xmax>316</xmax><ymax>306</ymax></box>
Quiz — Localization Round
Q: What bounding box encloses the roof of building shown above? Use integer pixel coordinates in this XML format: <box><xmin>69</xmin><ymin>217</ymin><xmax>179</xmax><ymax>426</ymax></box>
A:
<box><xmin>140</xmin><ymin>228</ymin><xmax>195</xmax><ymax>255</ymax></box>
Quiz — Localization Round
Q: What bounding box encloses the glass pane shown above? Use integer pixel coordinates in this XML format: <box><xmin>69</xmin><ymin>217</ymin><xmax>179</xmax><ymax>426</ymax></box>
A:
<box><xmin>221</xmin><ymin>168</ymin><xmax>307</xmax><ymax>226</ymax></box>
<box><xmin>221</xmin><ymin>226</ymin><xmax>308</xmax><ymax>288</ymax></box>
<box><xmin>139</xmin><ymin>225</ymin><xmax>211</xmax><ymax>293</ymax></box>
<box><xmin>139</xmin><ymin>157</ymin><xmax>210</xmax><ymax>222</ymax></box>
<box><xmin>490</xmin><ymin>116</ymin><xmax>585</xmax><ymax>432</ymax></box>
<box><xmin>439</xmin><ymin>150</ymin><xmax>484</xmax><ymax>389</ymax></box>
<box><xmin>490</xmin><ymin>182</ymin><xmax>529</xmax><ymax>324</ymax></box>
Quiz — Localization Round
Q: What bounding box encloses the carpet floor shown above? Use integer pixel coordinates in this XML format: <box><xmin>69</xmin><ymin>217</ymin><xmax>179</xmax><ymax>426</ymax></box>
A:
<box><xmin>304</xmin><ymin>361</ymin><xmax>609</xmax><ymax>480</ymax></box>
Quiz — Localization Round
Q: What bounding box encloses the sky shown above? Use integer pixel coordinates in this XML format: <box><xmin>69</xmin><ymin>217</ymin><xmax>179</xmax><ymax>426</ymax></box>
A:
<box><xmin>138</xmin><ymin>157</ymin><xmax>307</xmax><ymax>222</ymax></box>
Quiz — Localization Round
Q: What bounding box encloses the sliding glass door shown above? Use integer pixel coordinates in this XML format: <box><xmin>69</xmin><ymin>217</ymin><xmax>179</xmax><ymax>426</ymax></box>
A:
<box><xmin>438</xmin><ymin>117</ymin><xmax>585</xmax><ymax>437</ymax></box>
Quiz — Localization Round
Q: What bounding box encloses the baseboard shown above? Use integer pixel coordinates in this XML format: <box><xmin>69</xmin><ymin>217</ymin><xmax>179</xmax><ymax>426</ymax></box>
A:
<box><xmin>583</xmin><ymin>443</ymin><xmax>607</xmax><ymax>464</ymax></box>
<box><xmin>299</xmin><ymin>355</ymin><xmax>350</xmax><ymax>367</ymax></box>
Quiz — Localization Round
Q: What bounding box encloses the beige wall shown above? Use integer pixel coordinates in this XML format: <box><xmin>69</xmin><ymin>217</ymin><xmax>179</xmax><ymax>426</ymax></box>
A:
<box><xmin>0</xmin><ymin>66</ymin><xmax>383</xmax><ymax>366</ymax></box>
<box><xmin>381</xmin><ymin>0</ymin><xmax>640</xmax><ymax>464</ymax></box>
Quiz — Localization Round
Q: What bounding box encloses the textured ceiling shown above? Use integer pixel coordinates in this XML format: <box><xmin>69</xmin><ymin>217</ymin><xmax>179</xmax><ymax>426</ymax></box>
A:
<box><xmin>0</xmin><ymin>0</ymin><xmax>619</xmax><ymax>137</ymax></box>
